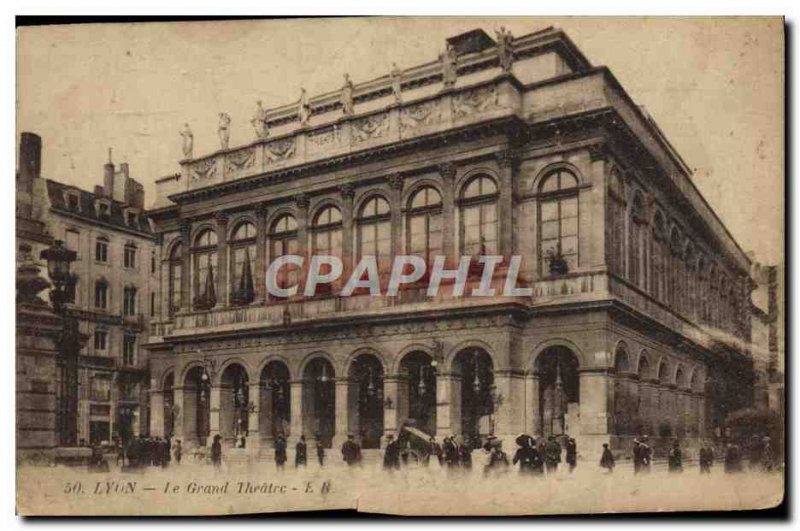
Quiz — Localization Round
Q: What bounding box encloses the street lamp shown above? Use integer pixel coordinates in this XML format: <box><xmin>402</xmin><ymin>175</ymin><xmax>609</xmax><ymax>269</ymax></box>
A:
<box><xmin>40</xmin><ymin>240</ymin><xmax>82</xmax><ymax>446</ymax></box>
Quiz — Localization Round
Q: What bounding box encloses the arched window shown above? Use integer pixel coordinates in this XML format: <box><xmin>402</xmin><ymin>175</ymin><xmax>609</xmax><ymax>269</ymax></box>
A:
<box><xmin>269</xmin><ymin>214</ymin><xmax>298</xmax><ymax>295</ymax></box>
<box><xmin>629</xmin><ymin>191</ymin><xmax>647</xmax><ymax>289</ymax></box>
<box><xmin>229</xmin><ymin>221</ymin><xmax>256</xmax><ymax>305</ymax></box>
<box><xmin>669</xmin><ymin>227</ymin><xmax>684</xmax><ymax>310</ymax></box>
<box><xmin>192</xmin><ymin>228</ymin><xmax>218</xmax><ymax>310</ymax></box>
<box><xmin>607</xmin><ymin>167</ymin><xmax>626</xmax><ymax>277</ymax></box>
<box><xmin>539</xmin><ymin>169</ymin><xmax>579</xmax><ymax>274</ymax></box>
<box><xmin>312</xmin><ymin>206</ymin><xmax>342</xmax><ymax>256</ymax></box>
<box><xmin>684</xmin><ymin>242</ymin><xmax>696</xmax><ymax>320</ymax></box>
<box><xmin>168</xmin><ymin>243</ymin><xmax>182</xmax><ymax>316</ymax></box>
<box><xmin>460</xmin><ymin>174</ymin><xmax>499</xmax><ymax>257</ymax></box>
<box><xmin>407</xmin><ymin>186</ymin><xmax>442</xmax><ymax>266</ymax></box>
<box><xmin>357</xmin><ymin>196</ymin><xmax>391</xmax><ymax>272</ymax></box>
<box><xmin>311</xmin><ymin>206</ymin><xmax>342</xmax><ymax>294</ymax></box>
<box><xmin>650</xmin><ymin>212</ymin><xmax>667</xmax><ymax>301</ymax></box>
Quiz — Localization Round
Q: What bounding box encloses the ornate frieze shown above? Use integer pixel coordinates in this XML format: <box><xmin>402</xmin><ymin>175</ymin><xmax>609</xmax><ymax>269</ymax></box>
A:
<box><xmin>307</xmin><ymin>126</ymin><xmax>341</xmax><ymax>152</ymax></box>
<box><xmin>225</xmin><ymin>147</ymin><xmax>255</xmax><ymax>174</ymax></box>
<box><xmin>351</xmin><ymin>113</ymin><xmax>390</xmax><ymax>143</ymax></box>
<box><xmin>190</xmin><ymin>157</ymin><xmax>217</xmax><ymax>181</ymax></box>
<box><xmin>265</xmin><ymin>138</ymin><xmax>296</xmax><ymax>164</ymax></box>
<box><xmin>452</xmin><ymin>85</ymin><xmax>502</xmax><ymax>120</ymax></box>
<box><xmin>399</xmin><ymin>100</ymin><xmax>442</xmax><ymax>134</ymax></box>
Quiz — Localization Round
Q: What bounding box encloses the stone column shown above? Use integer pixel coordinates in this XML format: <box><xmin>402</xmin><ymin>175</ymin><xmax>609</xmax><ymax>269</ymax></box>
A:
<box><xmin>289</xmin><ymin>380</ymin><xmax>304</xmax><ymax>444</ymax></box>
<box><xmin>179</xmin><ymin>221</ymin><xmax>192</xmax><ymax>310</ymax></box>
<box><xmin>436</xmin><ymin>373</ymin><xmax>461</xmax><ymax>438</ymax></box>
<box><xmin>387</xmin><ymin>174</ymin><xmax>404</xmax><ymax>260</ymax></box>
<box><xmin>524</xmin><ymin>373</ymin><xmax>539</xmax><ymax>436</ymax></box>
<box><xmin>495</xmin><ymin>149</ymin><xmax>519</xmax><ymax>259</ymax></box>
<box><xmin>586</xmin><ymin>144</ymin><xmax>607</xmax><ymax>270</ymax></box>
<box><xmin>382</xmin><ymin>374</ymin><xmax>401</xmax><ymax>442</ymax></box>
<box><xmin>438</xmin><ymin>162</ymin><xmax>457</xmax><ymax>265</ymax></box>
<box><xmin>295</xmin><ymin>195</ymin><xmax>310</xmax><ymax>294</ymax></box>
<box><xmin>174</xmin><ymin>386</ymin><xmax>189</xmax><ymax>444</ymax></box>
<box><xmin>579</xmin><ymin>368</ymin><xmax>613</xmax><ymax>459</ymax></box>
<box><xmin>248</xmin><ymin>382</ymin><xmax>260</xmax><ymax>454</ymax></box>
<box><xmin>492</xmin><ymin>369</ymin><xmax>524</xmax><ymax>442</ymax></box>
<box><xmin>332</xmin><ymin>378</ymin><xmax>350</xmax><ymax>450</ymax></box>
<box><xmin>209</xmin><ymin>384</ymin><xmax>221</xmax><ymax>444</ymax></box>
<box><xmin>339</xmin><ymin>183</ymin><xmax>355</xmax><ymax>288</ymax></box>
<box><xmin>215</xmin><ymin>211</ymin><xmax>229</xmax><ymax>307</ymax></box>
<box><xmin>149</xmin><ymin>390</ymin><xmax>165</xmax><ymax>437</ymax></box>
<box><xmin>254</xmin><ymin>202</ymin><xmax>268</xmax><ymax>303</ymax></box>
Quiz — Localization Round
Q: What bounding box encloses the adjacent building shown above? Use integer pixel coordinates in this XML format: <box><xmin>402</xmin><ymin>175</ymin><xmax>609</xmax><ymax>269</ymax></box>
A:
<box><xmin>750</xmin><ymin>259</ymin><xmax>785</xmax><ymax>415</ymax></box>
<box><xmin>144</xmin><ymin>27</ymin><xmax>754</xmax><ymax>458</ymax></box>
<box><xmin>17</xmin><ymin>134</ymin><xmax>156</xmax><ymax>446</ymax></box>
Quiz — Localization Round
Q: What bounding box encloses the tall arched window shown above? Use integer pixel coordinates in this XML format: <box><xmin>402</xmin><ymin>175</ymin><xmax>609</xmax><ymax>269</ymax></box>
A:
<box><xmin>669</xmin><ymin>227</ymin><xmax>684</xmax><ymax>311</ymax></box>
<box><xmin>229</xmin><ymin>220</ymin><xmax>256</xmax><ymax>305</ymax></box>
<box><xmin>269</xmin><ymin>214</ymin><xmax>298</xmax><ymax>295</ymax></box>
<box><xmin>607</xmin><ymin>167</ymin><xmax>626</xmax><ymax>277</ymax></box>
<box><xmin>311</xmin><ymin>206</ymin><xmax>342</xmax><ymax>295</ymax></box>
<box><xmin>460</xmin><ymin>174</ymin><xmax>498</xmax><ymax>257</ymax></box>
<box><xmin>539</xmin><ymin>169</ymin><xmax>579</xmax><ymax>274</ymax></box>
<box><xmin>407</xmin><ymin>186</ymin><xmax>442</xmax><ymax>266</ymax></box>
<box><xmin>684</xmin><ymin>242</ymin><xmax>696</xmax><ymax>320</ymax></box>
<box><xmin>357</xmin><ymin>196</ymin><xmax>391</xmax><ymax>273</ymax></box>
<box><xmin>168</xmin><ymin>243</ymin><xmax>182</xmax><ymax>316</ymax></box>
<box><xmin>193</xmin><ymin>228</ymin><xmax>218</xmax><ymax>310</ymax></box>
<box><xmin>629</xmin><ymin>191</ymin><xmax>647</xmax><ymax>289</ymax></box>
<box><xmin>650</xmin><ymin>212</ymin><xmax>667</xmax><ymax>302</ymax></box>
<box><xmin>697</xmin><ymin>255</ymin><xmax>707</xmax><ymax>323</ymax></box>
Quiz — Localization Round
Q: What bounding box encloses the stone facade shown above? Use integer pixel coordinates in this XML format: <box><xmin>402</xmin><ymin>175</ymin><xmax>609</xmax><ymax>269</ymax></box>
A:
<box><xmin>18</xmin><ymin>138</ymin><xmax>156</xmax><ymax>446</ymax></box>
<box><xmin>145</xmin><ymin>28</ymin><xmax>754</xmax><ymax>459</ymax></box>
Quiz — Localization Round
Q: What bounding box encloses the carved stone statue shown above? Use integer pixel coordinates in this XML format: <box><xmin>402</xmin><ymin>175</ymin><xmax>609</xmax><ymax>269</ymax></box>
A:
<box><xmin>180</xmin><ymin>123</ymin><xmax>193</xmax><ymax>159</ymax></box>
<box><xmin>218</xmin><ymin>112</ymin><xmax>231</xmax><ymax>150</ymax></box>
<box><xmin>251</xmin><ymin>100</ymin><xmax>269</xmax><ymax>140</ymax></box>
<box><xmin>441</xmin><ymin>42</ymin><xmax>458</xmax><ymax>88</ymax></box>
<box><xmin>340</xmin><ymin>73</ymin><xmax>354</xmax><ymax>116</ymax></box>
<box><xmin>297</xmin><ymin>87</ymin><xmax>310</xmax><ymax>126</ymax></box>
<box><xmin>390</xmin><ymin>62</ymin><xmax>403</xmax><ymax>103</ymax></box>
<box><xmin>495</xmin><ymin>26</ymin><xmax>514</xmax><ymax>72</ymax></box>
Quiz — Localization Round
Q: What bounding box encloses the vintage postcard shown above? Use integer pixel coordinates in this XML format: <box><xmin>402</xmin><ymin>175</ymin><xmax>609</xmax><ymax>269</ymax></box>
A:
<box><xmin>15</xmin><ymin>17</ymin><xmax>785</xmax><ymax>516</ymax></box>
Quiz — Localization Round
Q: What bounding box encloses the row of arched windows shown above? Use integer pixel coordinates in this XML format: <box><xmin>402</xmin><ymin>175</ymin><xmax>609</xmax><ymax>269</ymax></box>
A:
<box><xmin>607</xmin><ymin>166</ymin><xmax>746</xmax><ymax>337</ymax></box>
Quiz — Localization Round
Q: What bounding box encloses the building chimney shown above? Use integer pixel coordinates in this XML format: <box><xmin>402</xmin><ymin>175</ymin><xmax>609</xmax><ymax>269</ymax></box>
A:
<box><xmin>103</xmin><ymin>147</ymin><xmax>115</xmax><ymax>198</ymax></box>
<box><xmin>19</xmin><ymin>132</ymin><xmax>42</xmax><ymax>183</ymax></box>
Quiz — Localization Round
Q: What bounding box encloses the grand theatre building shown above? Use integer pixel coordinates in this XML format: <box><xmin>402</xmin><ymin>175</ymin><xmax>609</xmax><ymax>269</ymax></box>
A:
<box><xmin>145</xmin><ymin>27</ymin><xmax>754</xmax><ymax>457</ymax></box>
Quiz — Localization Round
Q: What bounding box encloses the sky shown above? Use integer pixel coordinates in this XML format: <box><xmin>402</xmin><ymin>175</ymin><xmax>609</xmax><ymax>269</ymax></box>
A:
<box><xmin>16</xmin><ymin>17</ymin><xmax>784</xmax><ymax>264</ymax></box>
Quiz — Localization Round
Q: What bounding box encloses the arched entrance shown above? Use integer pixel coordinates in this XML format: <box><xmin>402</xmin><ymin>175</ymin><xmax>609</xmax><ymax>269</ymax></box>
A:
<box><xmin>399</xmin><ymin>351</ymin><xmax>437</xmax><ymax>435</ymax></box>
<box><xmin>220</xmin><ymin>364</ymin><xmax>249</xmax><ymax>442</ymax></box>
<box><xmin>163</xmin><ymin>372</ymin><xmax>175</xmax><ymax>439</ymax></box>
<box><xmin>259</xmin><ymin>361</ymin><xmax>291</xmax><ymax>441</ymax></box>
<box><xmin>613</xmin><ymin>344</ymin><xmax>634</xmax><ymax>435</ymax></box>
<box><xmin>536</xmin><ymin>346</ymin><xmax>580</xmax><ymax>437</ymax></box>
<box><xmin>302</xmin><ymin>357</ymin><xmax>335</xmax><ymax>448</ymax></box>
<box><xmin>453</xmin><ymin>348</ymin><xmax>494</xmax><ymax>449</ymax></box>
<box><xmin>348</xmin><ymin>354</ymin><xmax>384</xmax><ymax>449</ymax></box>
<box><xmin>636</xmin><ymin>355</ymin><xmax>652</xmax><ymax>435</ymax></box>
<box><xmin>183</xmin><ymin>366</ymin><xmax>210</xmax><ymax>446</ymax></box>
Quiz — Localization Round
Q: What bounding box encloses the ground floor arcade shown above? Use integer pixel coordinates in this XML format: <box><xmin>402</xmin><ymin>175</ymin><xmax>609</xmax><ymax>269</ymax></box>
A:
<box><xmin>147</xmin><ymin>307</ymin><xmax>730</xmax><ymax>458</ymax></box>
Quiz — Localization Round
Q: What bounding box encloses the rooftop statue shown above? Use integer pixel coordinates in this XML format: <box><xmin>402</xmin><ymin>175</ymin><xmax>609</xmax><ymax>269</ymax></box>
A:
<box><xmin>251</xmin><ymin>100</ymin><xmax>270</xmax><ymax>140</ymax></box>
<box><xmin>441</xmin><ymin>42</ymin><xmax>458</xmax><ymax>88</ymax></box>
<box><xmin>390</xmin><ymin>62</ymin><xmax>403</xmax><ymax>103</ymax></box>
<box><xmin>496</xmin><ymin>26</ymin><xmax>514</xmax><ymax>72</ymax></box>
<box><xmin>180</xmin><ymin>123</ymin><xmax>194</xmax><ymax>159</ymax></box>
<box><xmin>218</xmin><ymin>112</ymin><xmax>231</xmax><ymax>150</ymax></box>
<box><xmin>340</xmin><ymin>74</ymin><xmax>355</xmax><ymax>116</ymax></box>
<box><xmin>297</xmin><ymin>87</ymin><xmax>311</xmax><ymax>126</ymax></box>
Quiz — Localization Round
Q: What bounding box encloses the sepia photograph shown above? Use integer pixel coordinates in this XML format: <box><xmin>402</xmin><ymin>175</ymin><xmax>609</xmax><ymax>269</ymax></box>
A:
<box><xmin>14</xmin><ymin>16</ymin><xmax>785</xmax><ymax>517</ymax></box>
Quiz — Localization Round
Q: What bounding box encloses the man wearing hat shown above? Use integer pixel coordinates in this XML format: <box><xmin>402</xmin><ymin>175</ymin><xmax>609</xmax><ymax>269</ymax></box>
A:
<box><xmin>274</xmin><ymin>434</ymin><xmax>287</xmax><ymax>469</ymax></box>
<box><xmin>544</xmin><ymin>435</ymin><xmax>562</xmax><ymax>475</ymax></box>
<box><xmin>383</xmin><ymin>434</ymin><xmax>400</xmax><ymax>470</ymax></box>
<box><xmin>443</xmin><ymin>435</ymin><xmax>459</xmax><ymax>467</ymax></box>
<box><xmin>341</xmin><ymin>434</ymin><xmax>362</xmax><ymax>466</ymax></box>
<box><xmin>483</xmin><ymin>436</ymin><xmax>509</xmax><ymax>476</ymax></box>
<box><xmin>639</xmin><ymin>435</ymin><xmax>652</xmax><ymax>473</ymax></box>
<box><xmin>512</xmin><ymin>434</ymin><xmax>538</xmax><ymax>475</ymax></box>
<box><xmin>632</xmin><ymin>438</ymin><xmax>642</xmax><ymax>474</ymax></box>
